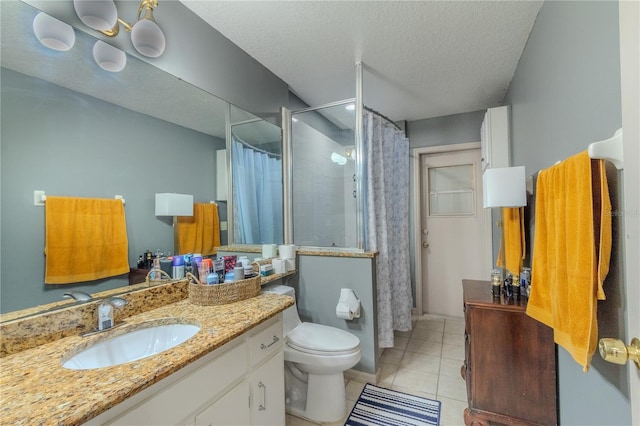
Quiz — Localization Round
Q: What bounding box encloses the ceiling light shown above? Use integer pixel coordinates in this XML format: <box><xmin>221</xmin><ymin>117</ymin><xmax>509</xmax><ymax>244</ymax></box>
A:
<box><xmin>74</xmin><ymin>0</ymin><xmax>166</xmax><ymax>58</ymax></box>
<box><xmin>331</xmin><ymin>152</ymin><xmax>347</xmax><ymax>165</ymax></box>
<box><xmin>93</xmin><ymin>40</ymin><xmax>127</xmax><ymax>72</ymax></box>
<box><xmin>345</xmin><ymin>104</ymin><xmax>355</xmax><ymax>111</ymax></box>
<box><xmin>32</xmin><ymin>12</ymin><xmax>76</xmax><ymax>52</ymax></box>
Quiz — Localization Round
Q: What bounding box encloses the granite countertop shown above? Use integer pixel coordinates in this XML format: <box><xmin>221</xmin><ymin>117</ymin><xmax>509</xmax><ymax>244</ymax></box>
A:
<box><xmin>0</xmin><ymin>293</ymin><xmax>293</xmax><ymax>426</ymax></box>
<box><xmin>218</xmin><ymin>245</ymin><xmax>377</xmax><ymax>259</ymax></box>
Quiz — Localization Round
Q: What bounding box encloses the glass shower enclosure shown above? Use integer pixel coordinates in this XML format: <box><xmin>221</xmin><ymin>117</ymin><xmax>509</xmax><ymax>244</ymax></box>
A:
<box><xmin>285</xmin><ymin>100</ymin><xmax>358</xmax><ymax>249</ymax></box>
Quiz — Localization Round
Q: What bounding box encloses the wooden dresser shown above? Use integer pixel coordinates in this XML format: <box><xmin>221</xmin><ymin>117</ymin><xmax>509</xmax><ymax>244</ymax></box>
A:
<box><xmin>462</xmin><ymin>279</ymin><xmax>557</xmax><ymax>426</ymax></box>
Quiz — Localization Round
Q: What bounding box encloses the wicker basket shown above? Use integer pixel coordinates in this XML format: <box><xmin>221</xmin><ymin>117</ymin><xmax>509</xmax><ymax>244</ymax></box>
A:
<box><xmin>145</xmin><ymin>269</ymin><xmax>173</xmax><ymax>286</ymax></box>
<box><xmin>188</xmin><ymin>272</ymin><xmax>261</xmax><ymax>306</ymax></box>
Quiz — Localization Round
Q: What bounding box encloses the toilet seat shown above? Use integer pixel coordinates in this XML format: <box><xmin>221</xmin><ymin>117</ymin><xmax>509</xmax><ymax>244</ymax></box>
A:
<box><xmin>287</xmin><ymin>322</ymin><xmax>360</xmax><ymax>356</ymax></box>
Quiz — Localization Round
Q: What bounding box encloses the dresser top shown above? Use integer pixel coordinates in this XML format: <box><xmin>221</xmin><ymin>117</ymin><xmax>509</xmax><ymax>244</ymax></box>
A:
<box><xmin>462</xmin><ymin>279</ymin><xmax>528</xmax><ymax>312</ymax></box>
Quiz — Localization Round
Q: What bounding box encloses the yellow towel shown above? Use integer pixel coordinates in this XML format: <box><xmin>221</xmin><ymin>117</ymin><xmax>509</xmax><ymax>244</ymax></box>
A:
<box><xmin>45</xmin><ymin>196</ymin><xmax>129</xmax><ymax>284</ymax></box>
<box><xmin>176</xmin><ymin>203</ymin><xmax>220</xmax><ymax>256</ymax></box>
<box><xmin>496</xmin><ymin>207</ymin><xmax>526</xmax><ymax>276</ymax></box>
<box><xmin>526</xmin><ymin>151</ymin><xmax>612</xmax><ymax>371</ymax></box>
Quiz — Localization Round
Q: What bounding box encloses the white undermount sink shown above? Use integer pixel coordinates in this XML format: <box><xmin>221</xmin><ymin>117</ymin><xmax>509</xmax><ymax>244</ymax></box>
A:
<box><xmin>62</xmin><ymin>321</ymin><xmax>201</xmax><ymax>370</ymax></box>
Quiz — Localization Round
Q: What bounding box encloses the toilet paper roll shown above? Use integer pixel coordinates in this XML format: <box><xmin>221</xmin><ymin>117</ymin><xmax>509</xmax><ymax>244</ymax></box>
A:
<box><xmin>262</xmin><ymin>244</ymin><xmax>278</xmax><ymax>259</ymax></box>
<box><xmin>284</xmin><ymin>258</ymin><xmax>296</xmax><ymax>272</ymax></box>
<box><xmin>272</xmin><ymin>258</ymin><xmax>286</xmax><ymax>274</ymax></box>
<box><xmin>278</xmin><ymin>244</ymin><xmax>295</xmax><ymax>260</ymax></box>
<box><xmin>336</xmin><ymin>302</ymin><xmax>355</xmax><ymax>320</ymax></box>
<box><xmin>336</xmin><ymin>288</ymin><xmax>361</xmax><ymax>320</ymax></box>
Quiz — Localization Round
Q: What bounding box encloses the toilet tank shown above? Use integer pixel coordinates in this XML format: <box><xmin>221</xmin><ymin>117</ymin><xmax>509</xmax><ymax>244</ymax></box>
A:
<box><xmin>261</xmin><ymin>284</ymin><xmax>301</xmax><ymax>334</ymax></box>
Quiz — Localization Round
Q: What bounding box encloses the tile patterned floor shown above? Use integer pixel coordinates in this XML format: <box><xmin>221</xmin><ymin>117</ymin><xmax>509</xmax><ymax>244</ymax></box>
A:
<box><xmin>286</xmin><ymin>315</ymin><xmax>468</xmax><ymax>426</ymax></box>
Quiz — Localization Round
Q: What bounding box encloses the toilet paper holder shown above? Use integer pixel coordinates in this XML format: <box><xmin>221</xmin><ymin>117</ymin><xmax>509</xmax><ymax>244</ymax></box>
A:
<box><xmin>336</xmin><ymin>288</ymin><xmax>361</xmax><ymax>320</ymax></box>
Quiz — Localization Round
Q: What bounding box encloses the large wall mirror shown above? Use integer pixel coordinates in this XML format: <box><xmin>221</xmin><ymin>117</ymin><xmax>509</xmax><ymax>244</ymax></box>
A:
<box><xmin>230</xmin><ymin>106</ymin><xmax>284</xmax><ymax>245</ymax></box>
<box><xmin>0</xmin><ymin>1</ymin><xmax>282</xmax><ymax>317</ymax></box>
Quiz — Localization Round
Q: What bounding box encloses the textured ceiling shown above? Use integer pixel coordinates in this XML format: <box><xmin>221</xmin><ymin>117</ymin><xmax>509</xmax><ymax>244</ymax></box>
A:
<box><xmin>180</xmin><ymin>0</ymin><xmax>543</xmax><ymax>122</ymax></box>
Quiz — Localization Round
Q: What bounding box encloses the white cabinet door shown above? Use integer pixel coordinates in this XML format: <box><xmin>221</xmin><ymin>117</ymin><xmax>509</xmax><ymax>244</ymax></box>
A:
<box><xmin>195</xmin><ymin>381</ymin><xmax>250</xmax><ymax>426</ymax></box>
<box><xmin>250</xmin><ymin>352</ymin><xmax>285</xmax><ymax>426</ymax></box>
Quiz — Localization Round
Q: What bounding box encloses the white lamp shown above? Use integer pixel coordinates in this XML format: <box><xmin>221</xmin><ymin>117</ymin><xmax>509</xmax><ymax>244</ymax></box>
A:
<box><xmin>92</xmin><ymin>40</ymin><xmax>127</xmax><ymax>72</ymax></box>
<box><xmin>155</xmin><ymin>193</ymin><xmax>194</xmax><ymax>255</ymax></box>
<box><xmin>483</xmin><ymin>166</ymin><xmax>527</xmax><ymax>288</ymax></box>
<box><xmin>483</xmin><ymin>166</ymin><xmax>527</xmax><ymax>208</ymax></box>
<box><xmin>32</xmin><ymin>12</ymin><xmax>76</xmax><ymax>52</ymax></box>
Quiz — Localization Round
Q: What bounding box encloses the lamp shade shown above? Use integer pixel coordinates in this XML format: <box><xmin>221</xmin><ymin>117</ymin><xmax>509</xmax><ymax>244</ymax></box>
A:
<box><xmin>483</xmin><ymin>166</ymin><xmax>527</xmax><ymax>208</ymax></box>
<box><xmin>73</xmin><ymin>0</ymin><xmax>118</xmax><ymax>31</ymax></box>
<box><xmin>131</xmin><ymin>19</ymin><xmax>166</xmax><ymax>58</ymax></box>
<box><xmin>155</xmin><ymin>193</ymin><xmax>194</xmax><ymax>216</ymax></box>
<box><xmin>92</xmin><ymin>40</ymin><xmax>126</xmax><ymax>72</ymax></box>
<box><xmin>32</xmin><ymin>12</ymin><xmax>76</xmax><ymax>52</ymax></box>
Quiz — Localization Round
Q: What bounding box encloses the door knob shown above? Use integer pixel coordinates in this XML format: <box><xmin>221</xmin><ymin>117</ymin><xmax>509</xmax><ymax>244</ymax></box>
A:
<box><xmin>422</xmin><ymin>242</ymin><xmax>429</xmax><ymax>248</ymax></box>
<box><xmin>598</xmin><ymin>337</ymin><xmax>640</xmax><ymax>369</ymax></box>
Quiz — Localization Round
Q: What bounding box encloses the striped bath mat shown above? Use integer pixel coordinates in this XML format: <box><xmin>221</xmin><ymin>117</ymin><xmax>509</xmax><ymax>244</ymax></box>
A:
<box><xmin>345</xmin><ymin>383</ymin><xmax>441</xmax><ymax>426</ymax></box>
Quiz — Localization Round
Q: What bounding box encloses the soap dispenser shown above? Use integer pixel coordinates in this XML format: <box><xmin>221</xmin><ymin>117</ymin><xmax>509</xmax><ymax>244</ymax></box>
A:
<box><xmin>98</xmin><ymin>302</ymin><xmax>114</xmax><ymax>331</ymax></box>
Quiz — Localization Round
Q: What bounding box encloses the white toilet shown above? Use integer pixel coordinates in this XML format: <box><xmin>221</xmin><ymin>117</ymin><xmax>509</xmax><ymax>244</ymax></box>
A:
<box><xmin>262</xmin><ymin>284</ymin><xmax>361</xmax><ymax>423</ymax></box>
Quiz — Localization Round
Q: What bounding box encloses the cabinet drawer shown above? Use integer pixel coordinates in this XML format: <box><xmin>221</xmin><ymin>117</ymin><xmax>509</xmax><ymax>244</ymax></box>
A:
<box><xmin>249</xmin><ymin>317</ymin><xmax>283</xmax><ymax>368</ymax></box>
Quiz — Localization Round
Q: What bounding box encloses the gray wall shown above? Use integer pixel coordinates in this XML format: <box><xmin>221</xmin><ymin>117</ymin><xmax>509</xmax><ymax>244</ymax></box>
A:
<box><xmin>0</xmin><ymin>69</ymin><xmax>225</xmax><ymax>313</ymax></box>
<box><xmin>405</xmin><ymin>111</ymin><xmax>485</xmax><ymax>305</ymax></box>
<box><xmin>503</xmin><ymin>1</ymin><xmax>630</xmax><ymax>425</ymax></box>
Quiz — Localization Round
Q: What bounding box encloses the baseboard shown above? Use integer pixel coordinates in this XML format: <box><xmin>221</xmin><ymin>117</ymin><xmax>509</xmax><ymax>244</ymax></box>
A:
<box><xmin>344</xmin><ymin>368</ymin><xmax>379</xmax><ymax>384</ymax></box>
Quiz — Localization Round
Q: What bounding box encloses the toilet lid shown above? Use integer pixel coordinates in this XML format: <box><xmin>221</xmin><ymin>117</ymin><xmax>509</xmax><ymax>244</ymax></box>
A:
<box><xmin>287</xmin><ymin>322</ymin><xmax>360</xmax><ymax>355</ymax></box>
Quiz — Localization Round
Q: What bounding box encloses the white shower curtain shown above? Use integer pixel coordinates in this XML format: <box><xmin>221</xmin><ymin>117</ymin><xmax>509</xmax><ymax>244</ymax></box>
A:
<box><xmin>232</xmin><ymin>136</ymin><xmax>283</xmax><ymax>244</ymax></box>
<box><xmin>364</xmin><ymin>110</ymin><xmax>413</xmax><ymax>348</ymax></box>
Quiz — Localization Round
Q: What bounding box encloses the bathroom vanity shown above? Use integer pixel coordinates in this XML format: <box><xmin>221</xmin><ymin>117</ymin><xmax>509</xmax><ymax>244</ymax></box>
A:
<box><xmin>0</xmin><ymin>281</ymin><xmax>293</xmax><ymax>425</ymax></box>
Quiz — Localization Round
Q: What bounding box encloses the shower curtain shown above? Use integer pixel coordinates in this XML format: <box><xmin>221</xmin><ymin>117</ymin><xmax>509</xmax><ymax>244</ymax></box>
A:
<box><xmin>232</xmin><ymin>136</ymin><xmax>283</xmax><ymax>244</ymax></box>
<box><xmin>364</xmin><ymin>110</ymin><xmax>413</xmax><ymax>348</ymax></box>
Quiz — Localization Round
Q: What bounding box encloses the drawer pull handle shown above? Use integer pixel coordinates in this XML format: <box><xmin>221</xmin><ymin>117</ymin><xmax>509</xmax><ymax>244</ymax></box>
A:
<box><xmin>260</xmin><ymin>335</ymin><xmax>279</xmax><ymax>350</ymax></box>
<box><xmin>258</xmin><ymin>381</ymin><xmax>266</xmax><ymax>411</ymax></box>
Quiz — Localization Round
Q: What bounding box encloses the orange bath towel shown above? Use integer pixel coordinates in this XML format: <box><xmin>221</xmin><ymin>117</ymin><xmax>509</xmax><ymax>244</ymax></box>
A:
<box><xmin>176</xmin><ymin>203</ymin><xmax>220</xmax><ymax>256</ymax></box>
<box><xmin>526</xmin><ymin>151</ymin><xmax>612</xmax><ymax>371</ymax></box>
<box><xmin>45</xmin><ymin>196</ymin><xmax>129</xmax><ymax>284</ymax></box>
<box><xmin>497</xmin><ymin>207</ymin><xmax>526</xmax><ymax>276</ymax></box>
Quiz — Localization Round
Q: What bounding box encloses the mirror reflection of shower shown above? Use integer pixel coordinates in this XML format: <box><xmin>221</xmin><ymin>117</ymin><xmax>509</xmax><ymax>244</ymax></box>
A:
<box><xmin>230</xmin><ymin>118</ymin><xmax>284</xmax><ymax>245</ymax></box>
<box><xmin>290</xmin><ymin>101</ymin><xmax>357</xmax><ymax>249</ymax></box>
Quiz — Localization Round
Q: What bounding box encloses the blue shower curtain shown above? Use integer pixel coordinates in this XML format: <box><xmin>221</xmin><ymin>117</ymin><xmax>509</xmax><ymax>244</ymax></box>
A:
<box><xmin>363</xmin><ymin>111</ymin><xmax>413</xmax><ymax>348</ymax></box>
<box><xmin>232</xmin><ymin>136</ymin><xmax>283</xmax><ymax>244</ymax></box>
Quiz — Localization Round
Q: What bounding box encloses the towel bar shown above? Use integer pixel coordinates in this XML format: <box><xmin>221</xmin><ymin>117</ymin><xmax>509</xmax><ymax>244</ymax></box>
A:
<box><xmin>34</xmin><ymin>191</ymin><xmax>125</xmax><ymax>206</ymax></box>
<box><xmin>588</xmin><ymin>128</ymin><xmax>623</xmax><ymax>170</ymax></box>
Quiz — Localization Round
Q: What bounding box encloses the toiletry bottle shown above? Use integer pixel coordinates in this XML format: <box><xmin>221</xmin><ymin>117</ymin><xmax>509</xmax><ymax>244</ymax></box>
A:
<box><xmin>172</xmin><ymin>256</ymin><xmax>185</xmax><ymax>279</ymax></box>
<box><xmin>206</xmin><ymin>268</ymin><xmax>219</xmax><ymax>285</ymax></box>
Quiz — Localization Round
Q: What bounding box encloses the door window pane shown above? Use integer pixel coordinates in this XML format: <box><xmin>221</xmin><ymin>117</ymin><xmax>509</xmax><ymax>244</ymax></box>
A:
<box><xmin>428</xmin><ymin>164</ymin><xmax>475</xmax><ymax>216</ymax></box>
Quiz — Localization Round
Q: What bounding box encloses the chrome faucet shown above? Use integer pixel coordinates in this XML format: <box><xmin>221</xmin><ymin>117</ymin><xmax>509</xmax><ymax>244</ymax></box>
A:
<box><xmin>62</xmin><ymin>292</ymin><xmax>128</xmax><ymax>335</ymax></box>
<box><xmin>63</xmin><ymin>291</ymin><xmax>93</xmax><ymax>302</ymax></box>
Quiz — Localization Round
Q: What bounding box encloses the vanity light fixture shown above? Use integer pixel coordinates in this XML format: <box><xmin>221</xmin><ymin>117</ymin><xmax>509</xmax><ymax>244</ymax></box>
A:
<box><xmin>74</xmin><ymin>0</ymin><xmax>166</xmax><ymax>58</ymax></box>
<box><xmin>32</xmin><ymin>12</ymin><xmax>76</xmax><ymax>52</ymax></box>
<box><xmin>92</xmin><ymin>40</ymin><xmax>127</xmax><ymax>72</ymax></box>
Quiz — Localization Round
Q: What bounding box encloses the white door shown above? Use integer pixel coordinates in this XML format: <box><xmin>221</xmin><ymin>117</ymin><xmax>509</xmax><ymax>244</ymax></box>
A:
<box><xmin>420</xmin><ymin>147</ymin><xmax>489</xmax><ymax>318</ymax></box>
<box><xmin>618</xmin><ymin>1</ymin><xmax>639</xmax><ymax>422</ymax></box>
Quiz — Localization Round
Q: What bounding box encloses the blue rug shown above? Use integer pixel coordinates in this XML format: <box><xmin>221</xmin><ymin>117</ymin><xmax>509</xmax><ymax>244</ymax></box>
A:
<box><xmin>345</xmin><ymin>383</ymin><xmax>441</xmax><ymax>426</ymax></box>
